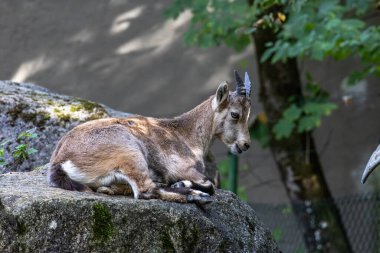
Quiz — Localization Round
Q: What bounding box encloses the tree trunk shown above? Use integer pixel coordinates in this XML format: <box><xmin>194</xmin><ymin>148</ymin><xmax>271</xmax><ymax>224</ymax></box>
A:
<box><xmin>251</xmin><ymin>29</ymin><xmax>352</xmax><ymax>252</ymax></box>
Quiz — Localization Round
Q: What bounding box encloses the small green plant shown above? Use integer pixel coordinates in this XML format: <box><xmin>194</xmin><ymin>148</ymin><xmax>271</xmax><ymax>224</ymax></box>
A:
<box><xmin>0</xmin><ymin>128</ymin><xmax>39</xmax><ymax>168</ymax></box>
<box><xmin>13</xmin><ymin>129</ymin><xmax>38</xmax><ymax>161</ymax></box>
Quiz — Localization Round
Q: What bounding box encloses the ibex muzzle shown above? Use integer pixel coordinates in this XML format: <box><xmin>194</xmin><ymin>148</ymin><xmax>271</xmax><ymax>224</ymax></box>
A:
<box><xmin>48</xmin><ymin>71</ymin><xmax>252</xmax><ymax>204</ymax></box>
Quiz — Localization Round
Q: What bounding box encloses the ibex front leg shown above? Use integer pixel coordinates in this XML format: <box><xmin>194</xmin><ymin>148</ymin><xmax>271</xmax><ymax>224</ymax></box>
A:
<box><xmin>171</xmin><ymin>168</ymin><xmax>215</xmax><ymax>196</ymax></box>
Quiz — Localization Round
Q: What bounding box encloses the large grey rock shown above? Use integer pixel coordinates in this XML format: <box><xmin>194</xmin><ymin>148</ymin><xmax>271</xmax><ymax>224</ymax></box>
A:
<box><xmin>0</xmin><ymin>80</ymin><xmax>131</xmax><ymax>173</ymax></box>
<box><xmin>0</xmin><ymin>81</ymin><xmax>278</xmax><ymax>252</ymax></box>
<box><xmin>0</xmin><ymin>169</ymin><xmax>279</xmax><ymax>253</ymax></box>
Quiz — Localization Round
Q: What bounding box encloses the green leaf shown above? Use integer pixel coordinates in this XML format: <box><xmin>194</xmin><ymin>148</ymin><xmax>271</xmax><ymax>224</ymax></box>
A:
<box><xmin>26</xmin><ymin>148</ymin><xmax>38</xmax><ymax>155</ymax></box>
<box><xmin>273</xmin><ymin>119</ymin><xmax>295</xmax><ymax>139</ymax></box>
<box><xmin>311</xmin><ymin>46</ymin><xmax>324</xmax><ymax>61</ymax></box>
<box><xmin>15</xmin><ymin>144</ymin><xmax>26</xmax><ymax>151</ymax></box>
<box><xmin>243</xmin><ymin>27</ymin><xmax>257</xmax><ymax>34</ymax></box>
<box><xmin>260</xmin><ymin>47</ymin><xmax>277</xmax><ymax>62</ymax></box>
<box><xmin>297</xmin><ymin>115</ymin><xmax>321</xmax><ymax>132</ymax></box>
<box><xmin>17</xmin><ymin>131</ymin><xmax>26</xmax><ymax>140</ymax></box>
<box><xmin>344</xmin><ymin>19</ymin><xmax>365</xmax><ymax>29</ymax></box>
<box><xmin>271</xmin><ymin>227</ymin><xmax>282</xmax><ymax>242</ymax></box>
<box><xmin>17</xmin><ymin>129</ymin><xmax>38</xmax><ymax>140</ymax></box>
<box><xmin>13</xmin><ymin>144</ymin><xmax>27</xmax><ymax>159</ymax></box>
<box><xmin>302</xmin><ymin>102</ymin><xmax>337</xmax><ymax>116</ymax></box>
<box><xmin>28</xmin><ymin>133</ymin><xmax>38</xmax><ymax>139</ymax></box>
<box><xmin>283</xmin><ymin>104</ymin><xmax>302</xmax><ymax>122</ymax></box>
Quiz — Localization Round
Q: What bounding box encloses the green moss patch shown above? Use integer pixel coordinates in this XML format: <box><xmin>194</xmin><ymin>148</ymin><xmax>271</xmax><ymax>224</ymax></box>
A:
<box><xmin>16</xmin><ymin>217</ymin><xmax>27</xmax><ymax>236</ymax></box>
<box><xmin>76</xmin><ymin>99</ymin><xmax>103</xmax><ymax>112</ymax></box>
<box><xmin>7</xmin><ymin>104</ymin><xmax>50</xmax><ymax>128</ymax></box>
<box><xmin>160</xmin><ymin>232</ymin><xmax>175</xmax><ymax>253</ymax></box>
<box><xmin>92</xmin><ymin>203</ymin><xmax>114</xmax><ymax>245</ymax></box>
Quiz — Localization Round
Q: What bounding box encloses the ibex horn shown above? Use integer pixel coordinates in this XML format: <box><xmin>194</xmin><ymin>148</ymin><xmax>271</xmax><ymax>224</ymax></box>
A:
<box><xmin>234</xmin><ymin>70</ymin><xmax>246</xmax><ymax>96</ymax></box>
<box><xmin>234</xmin><ymin>70</ymin><xmax>251</xmax><ymax>97</ymax></box>
<box><xmin>244</xmin><ymin>72</ymin><xmax>251</xmax><ymax>97</ymax></box>
<box><xmin>361</xmin><ymin>144</ymin><xmax>380</xmax><ymax>183</ymax></box>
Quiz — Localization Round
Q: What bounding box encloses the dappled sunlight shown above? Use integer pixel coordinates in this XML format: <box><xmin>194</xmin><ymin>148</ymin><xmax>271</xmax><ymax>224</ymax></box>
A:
<box><xmin>109</xmin><ymin>6</ymin><xmax>145</xmax><ymax>35</ymax></box>
<box><xmin>115</xmin><ymin>10</ymin><xmax>191</xmax><ymax>56</ymax></box>
<box><xmin>10</xmin><ymin>55</ymin><xmax>54</xmax><ymax>83</ymax></box>
<box><xmin>88</xmin><ymin>57</ymin><xmax>122</xmax><ymax>75</ymax></box>
<box><xmin>68</xmin><ymin>29</ymin><xmax>95</xmax><ymax>43</ymax></box>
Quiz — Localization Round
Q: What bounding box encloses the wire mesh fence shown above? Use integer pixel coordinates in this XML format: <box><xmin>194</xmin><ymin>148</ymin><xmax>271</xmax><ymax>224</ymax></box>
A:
<box><xmin>252</xmin><ymin>192</ymin><xmax>380</xmax><ymax>253</ymax></box>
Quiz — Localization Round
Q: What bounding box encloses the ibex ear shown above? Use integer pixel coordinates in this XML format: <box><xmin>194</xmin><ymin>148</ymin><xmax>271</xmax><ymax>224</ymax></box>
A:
<box><xmin>215</xmin><ymin>82</ymin><xmax>229</xmax><ymax>107</ymax></box>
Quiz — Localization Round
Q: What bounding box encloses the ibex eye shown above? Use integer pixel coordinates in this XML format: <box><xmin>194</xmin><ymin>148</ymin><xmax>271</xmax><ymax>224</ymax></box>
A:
<box><xmin>231</xmin><ymin>112</ymin><xmax>239</xmax><ymax>120</ymax></box>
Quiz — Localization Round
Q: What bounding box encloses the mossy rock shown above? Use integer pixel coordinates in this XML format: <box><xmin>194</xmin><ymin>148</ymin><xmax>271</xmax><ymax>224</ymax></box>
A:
<box><xmin>0</xmin><ymin>169</ymin><xmax>279</xmax><ymax>252</ymax></box>
<box><xmin>0</xmin><ymin>81</ymin><xmax>130</xmax><ymax>174</ymax></box>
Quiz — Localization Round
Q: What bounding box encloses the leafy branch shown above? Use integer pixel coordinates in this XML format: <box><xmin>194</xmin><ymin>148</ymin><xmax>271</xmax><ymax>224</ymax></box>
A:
<box><xmin>273</xmin><ymin>75</ymin><xmax>337</xmax><ymax>139</ymax></box>
<box><xmin>250</xmin><ymin>74</ymin><xmax>337</xmax><ymax>143</ymax></box>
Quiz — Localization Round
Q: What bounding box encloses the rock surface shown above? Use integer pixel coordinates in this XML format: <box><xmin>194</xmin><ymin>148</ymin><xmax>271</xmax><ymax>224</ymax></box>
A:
<box><xmin>0</xmin><ymin>81</ymin><xmax>131</xmax><ymax>173</ymax></box>
<box><xmin>0</xmin><ymin>81</ymin><xmax>278</xmax><ymax>252</ymax></box>
<box><xmin>0</xmin><ymin>169</ymin><xmax>279</xmax><ymax>253</ymax></box>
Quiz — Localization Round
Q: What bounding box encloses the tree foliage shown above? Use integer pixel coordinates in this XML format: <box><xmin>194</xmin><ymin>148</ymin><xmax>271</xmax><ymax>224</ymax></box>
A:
<box><xmin>166</xmin><ymin>0</ymin><xmax>379</xmax><ymax>141</ymax></box>
<box><xmin>166</xmin><ymin>0</ymin><xmax>379</xmax><ymax>79</ymax></box>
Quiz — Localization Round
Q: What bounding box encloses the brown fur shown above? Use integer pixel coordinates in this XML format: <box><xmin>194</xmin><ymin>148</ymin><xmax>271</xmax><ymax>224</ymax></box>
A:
<box><xmin>48</xmin><ymin>82</ymin><xmax>251</xmax><ymax>203</ymax></box>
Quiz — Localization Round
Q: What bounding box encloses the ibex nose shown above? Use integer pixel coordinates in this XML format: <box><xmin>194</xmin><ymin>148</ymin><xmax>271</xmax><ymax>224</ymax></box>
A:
<box><xmin>244</xmin><ymin>143</ymin><xmax>250</xmax><ymax>150</ymax></box>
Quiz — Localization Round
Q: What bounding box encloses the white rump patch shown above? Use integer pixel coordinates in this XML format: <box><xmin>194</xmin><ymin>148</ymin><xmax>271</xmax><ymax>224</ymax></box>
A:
<box><xmin>61</xmin><ymin>160</ymin><xmax>90</xmax><ymax>184</ymax></box>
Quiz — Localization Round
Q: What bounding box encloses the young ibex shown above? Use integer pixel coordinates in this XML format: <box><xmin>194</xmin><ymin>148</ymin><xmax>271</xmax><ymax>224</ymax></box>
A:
<box><xmin>48</xmin><ymin>70</ymin><xmax>252</xmax><ymax>204</ymax></box>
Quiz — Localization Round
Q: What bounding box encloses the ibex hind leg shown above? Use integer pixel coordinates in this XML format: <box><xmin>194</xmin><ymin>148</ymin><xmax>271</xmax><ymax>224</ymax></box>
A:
<box><xmin>96</xmin><ymin>184</ymin><xmax>132</xmax><ymax>196</ymax></box>
<box><xmin>96</xmin><ymin>186</ymin><xmax>115</xmax><ymax>195</ymax></box>
<box><xmin>91</xmin><ymin>150</ymin><xmax>157</xmax><ymax>199</ymax></box>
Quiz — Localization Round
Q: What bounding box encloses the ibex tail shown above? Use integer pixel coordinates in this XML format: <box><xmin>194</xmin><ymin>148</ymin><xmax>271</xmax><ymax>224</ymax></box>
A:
<box><xmin>48</xmin><ymin>163</ymin><xmax>88</xmax><ymax>191</ymax></box>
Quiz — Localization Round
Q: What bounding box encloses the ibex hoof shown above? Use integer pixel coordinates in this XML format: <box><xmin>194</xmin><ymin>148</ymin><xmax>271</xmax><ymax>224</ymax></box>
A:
<box><xmin>186</xmin><ymin>194</ymin><xmax>212</xmax><ymax>205</ymax></box>
<box><xmin>191</xmin><ymin>190</ymin><xmax>210</xmax><ymax>197</ymax></box>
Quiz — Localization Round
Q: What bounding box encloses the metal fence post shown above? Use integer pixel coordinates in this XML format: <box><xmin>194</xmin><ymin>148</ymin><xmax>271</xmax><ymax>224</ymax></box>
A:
<box><xmin>228</xmin><ymin>152</ymin><xmax>238</xmax><ymax>194</ymax></box>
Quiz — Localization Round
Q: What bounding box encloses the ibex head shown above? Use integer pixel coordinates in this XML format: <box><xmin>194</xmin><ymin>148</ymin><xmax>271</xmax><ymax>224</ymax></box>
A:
<box><xmin>212</xmin><ymin>70</ymin><xmax>252</xmax><ymax>155</ymax></box>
